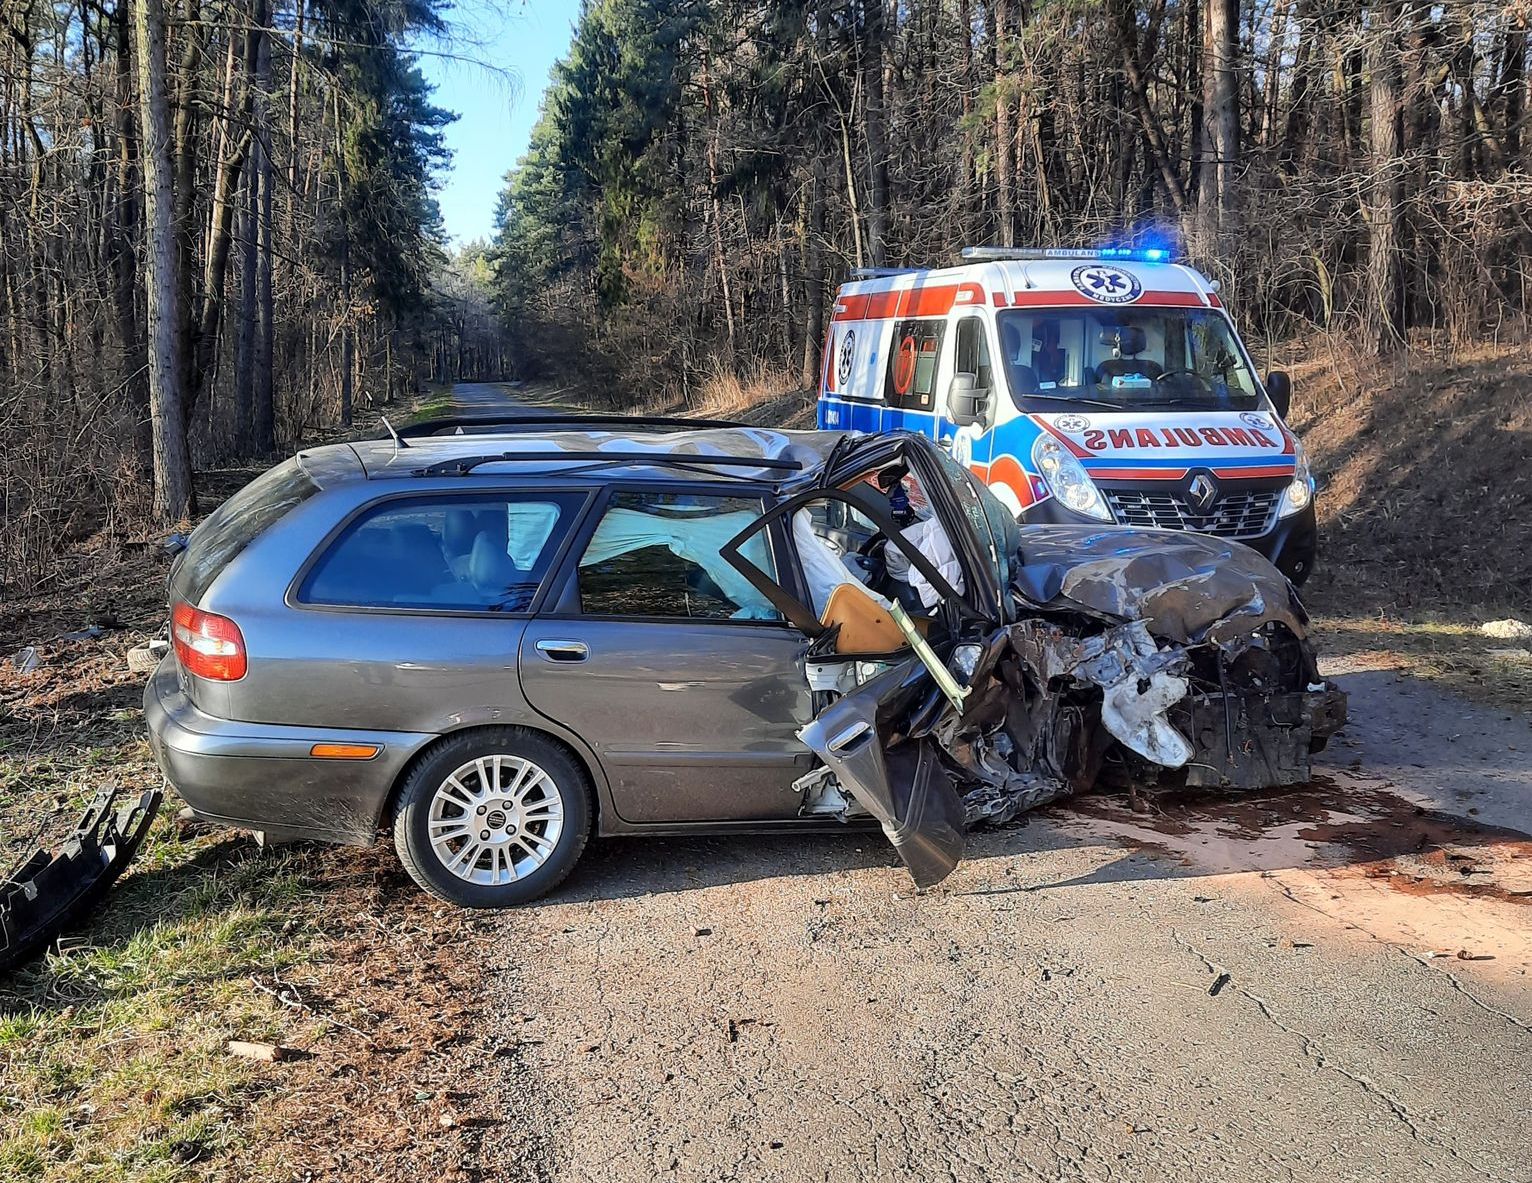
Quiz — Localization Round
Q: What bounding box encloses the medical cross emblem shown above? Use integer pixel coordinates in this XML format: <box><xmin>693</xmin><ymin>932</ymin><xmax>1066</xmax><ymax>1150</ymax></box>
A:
<box><xmin>837</xmin><ymin>330</ymin><xmax>857</xmax><ymax>385</ymax></box>
<box><xmin>1070</xmin><ymin>264</ymin><xmax>1143</xmax><ymax>304</ymax></box>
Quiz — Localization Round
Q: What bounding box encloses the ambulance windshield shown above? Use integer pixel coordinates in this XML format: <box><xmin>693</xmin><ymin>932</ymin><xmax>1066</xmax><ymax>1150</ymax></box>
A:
<box><xmin>994</xmin><ymin>308</ymin><xmax>1262</xmax><ymax>412</ymax></box>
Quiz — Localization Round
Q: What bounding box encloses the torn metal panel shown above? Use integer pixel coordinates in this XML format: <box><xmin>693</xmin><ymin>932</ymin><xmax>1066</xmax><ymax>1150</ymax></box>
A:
<box><xmin>797</xmin><ymin>659</ymin><xmax>967</xmax><ymax>887</ymax></box>
<box><xmin>0</xmin><ymin>786</ymin><xmax>161</xmax><ymax>972</ymax></box>
<box><xmin>1001</xmin><ymin>618</ymin><xmax>1194</xmax><ymax>765</ymax></box>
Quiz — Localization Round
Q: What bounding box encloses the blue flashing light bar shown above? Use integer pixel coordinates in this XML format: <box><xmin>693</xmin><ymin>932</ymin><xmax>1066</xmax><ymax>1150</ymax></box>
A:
<box><xmin>961</xmin><ymin>245</ymin><xmax>1177</xmax><ymax>264</ymax></box>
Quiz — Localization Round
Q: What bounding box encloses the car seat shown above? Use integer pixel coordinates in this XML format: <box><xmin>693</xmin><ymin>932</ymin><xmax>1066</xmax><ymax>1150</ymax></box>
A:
<box><xmin>388</xmin><ymin>523</ymin><xmax>456</xmax><ymax>600</ymax></box>
<box><xmin>468</xmin><ymin>531</ymin><xmax>527</xmax><ymax>603</ymax></box>
<box><xmin>1094</xmin><ymin>325</ymin><xmax>1162</xmax><ymax>383</ymax></box>
<box><xmin>442</xmin><ymin>508</ymin><xmax>482</xmax><ymax>580</ymax></box>
<box><xmin>999</xmin><ymin>320</ymin><xmax>1041</xmax><ymax>397</ymax></box>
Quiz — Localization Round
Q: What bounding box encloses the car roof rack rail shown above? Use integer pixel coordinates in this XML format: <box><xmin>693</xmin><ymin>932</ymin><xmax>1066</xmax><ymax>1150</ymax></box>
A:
<box><xmin>410</xmin><ymin>449</ymin><xmax>804</xmax><ymax>479</ymax></box>
<box><xmin>393</xmin><ymin>412</ymin><xmax>747</xmax><ymax>439</ymax></box>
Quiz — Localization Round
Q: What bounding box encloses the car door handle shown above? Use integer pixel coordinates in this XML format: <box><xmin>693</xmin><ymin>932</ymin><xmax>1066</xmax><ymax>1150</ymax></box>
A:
<box><xmin>535</xmin><ymin>639</ymin><xmax>589</xmax><ymax>663</ymax></box>
<box><xmin>825</xmin><ymin>720</ymin><xmax>872</xmax><ymax>754</ymax></box>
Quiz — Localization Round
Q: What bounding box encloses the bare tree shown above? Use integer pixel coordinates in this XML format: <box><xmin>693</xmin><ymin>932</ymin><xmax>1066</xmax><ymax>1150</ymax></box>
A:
<box><xmin>134</xmin><ymin>0</ymin><xmax>194</xmax><ymax>519</ymax></box>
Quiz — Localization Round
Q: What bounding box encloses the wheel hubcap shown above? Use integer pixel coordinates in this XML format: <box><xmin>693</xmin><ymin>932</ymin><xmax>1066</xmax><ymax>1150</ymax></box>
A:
<box><xmin>427</xmin><ymin>754</ymin><xmax>565</xmax><ymax>885</ymax></box>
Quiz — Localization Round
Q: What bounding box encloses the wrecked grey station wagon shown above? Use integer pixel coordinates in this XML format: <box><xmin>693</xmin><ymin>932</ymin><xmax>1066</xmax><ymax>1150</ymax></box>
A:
<box><xmin>144</xmin><ymin>416</ymin><xmax>1346</xmax><ymax>906</ymax></box>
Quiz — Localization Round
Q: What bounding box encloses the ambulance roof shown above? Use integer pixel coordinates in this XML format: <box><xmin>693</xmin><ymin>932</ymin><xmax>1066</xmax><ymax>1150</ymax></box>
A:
<box><xmin>836</xmin><ymin>257</ymin><xmax>1220</xmax><ymax>311</ymax></box>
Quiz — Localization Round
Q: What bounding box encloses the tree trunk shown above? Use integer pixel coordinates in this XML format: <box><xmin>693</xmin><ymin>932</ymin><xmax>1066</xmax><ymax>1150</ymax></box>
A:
<box><xmin>110</xmin><ymin>0</ymin><xmax>152</xmax><ymax>473</ymax></box>
<box><xmin>134</xmin><ymin>0</ymin><xmax>194</xmax><ymax>520</ymax></box>
<box><xmin>991</xmin><ymin>0</ymin><xmax>1015</xmax><ymax>246</ymax></box>
<box><xmin>252</xmin><ymin>24</ymin><xmax>275</xmax><ymax>453</ymax></box>
<box><xmin>800</xmin><ymin>152</ymin><xmax>826</xmax><ymax>389</ymax></box>
<box><xmin>1367</xmin><ymin>0</ymin><xmax>1405</xmax><ymax>353</ymax></box>
<box><xmin>235</xmin><ymin>165</ymin><xmax>256</xmax><ymax>450</ymax></box>
<box><xmin>861</xmin><ymin>0</ymin><xmax>889</xmax><ymax>264</ymax></box>
<box><xmin>1197</xmin><ymin>0</ymin><xmax>1239</xmax><ymax>247</ymax></box>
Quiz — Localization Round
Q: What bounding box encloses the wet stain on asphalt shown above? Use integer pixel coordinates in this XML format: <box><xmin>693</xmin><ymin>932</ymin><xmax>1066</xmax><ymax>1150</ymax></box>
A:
<box><xmin>1060</xmin><ymin>776</ymin><xmax>1532</xmax><ymax>906</ymax></box>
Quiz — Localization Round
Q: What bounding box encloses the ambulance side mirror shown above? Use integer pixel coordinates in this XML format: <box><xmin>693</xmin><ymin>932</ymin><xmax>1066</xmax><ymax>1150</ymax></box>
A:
<box><xmin>1265</xmin><ymin>371</ymin><xmax>1292</xmax><ymax>418</ymax></box>
<box><xmin>946</xmin><ymin>373</ymin><xmax>989</xmax><ymax>427</ymax></box>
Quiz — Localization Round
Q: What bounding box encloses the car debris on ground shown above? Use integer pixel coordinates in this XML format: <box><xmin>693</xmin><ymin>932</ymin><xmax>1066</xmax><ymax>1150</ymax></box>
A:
<box><xmin>0</xmin><ymin>786</ymin><xmax>161</xmax><ymax>972</ymax></box>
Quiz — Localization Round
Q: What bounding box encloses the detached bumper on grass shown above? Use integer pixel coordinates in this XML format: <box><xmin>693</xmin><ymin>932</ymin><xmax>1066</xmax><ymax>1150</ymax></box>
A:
<box><xmin>0</xmin><ymin>785</ymin><xmax>161</xmax><ymax>972</ymax></box>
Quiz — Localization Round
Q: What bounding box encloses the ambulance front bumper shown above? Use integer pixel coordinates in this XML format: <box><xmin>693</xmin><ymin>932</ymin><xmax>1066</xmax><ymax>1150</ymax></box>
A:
<box><xmin>1021</xmin><ymin>495</ymin><xmax>1318</xmax><ymax>586</ymax></box>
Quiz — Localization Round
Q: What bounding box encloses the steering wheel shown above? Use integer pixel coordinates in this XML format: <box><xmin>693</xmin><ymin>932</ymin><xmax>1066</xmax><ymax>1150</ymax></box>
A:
<box><xmin>1153</xmin><ymin>368</ymin><xmax>1214</xmax><ymax>388</ymax></box>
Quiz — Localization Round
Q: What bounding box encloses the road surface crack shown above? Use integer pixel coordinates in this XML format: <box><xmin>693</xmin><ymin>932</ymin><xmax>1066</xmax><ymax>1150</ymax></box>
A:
<box><xmin>1172</xmin><ymin>932</ymin><xmax>1507</xmax><ymax>1183</ymax></box>
<box><xmin>1266</xmin><ymin>876</ymin><xmax>1532</xmax><ymax>1037</ymax></box>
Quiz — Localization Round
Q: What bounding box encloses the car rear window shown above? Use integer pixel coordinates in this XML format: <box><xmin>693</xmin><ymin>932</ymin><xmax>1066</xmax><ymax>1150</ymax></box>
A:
<box><xmin>177</xmin><ymin>458</ymin><xmax>319</xmax><ymax>601</ymax></box>
<box><xmin>298</xmin><ymin>492</ymin><xmax>585</xmax><ymax>613</ymax></box>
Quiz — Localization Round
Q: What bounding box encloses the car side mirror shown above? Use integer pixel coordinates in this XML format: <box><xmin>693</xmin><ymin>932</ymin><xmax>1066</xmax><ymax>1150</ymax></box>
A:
<box><xmin>1265</xmin><ymin>371</ymin><xmax>1292</xmax><ymax>418</ymax></box>
<box><xmin>946</xmin><ymin>373</ymin><xmax>989</xmax><ymax>427</ymax></box>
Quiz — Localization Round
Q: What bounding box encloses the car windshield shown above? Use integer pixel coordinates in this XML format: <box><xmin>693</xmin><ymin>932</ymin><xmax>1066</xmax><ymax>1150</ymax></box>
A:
<box><xmin>995</xmin><ymin>307</ymin><xmax>1262</xmax><ymax>413</ymax></box>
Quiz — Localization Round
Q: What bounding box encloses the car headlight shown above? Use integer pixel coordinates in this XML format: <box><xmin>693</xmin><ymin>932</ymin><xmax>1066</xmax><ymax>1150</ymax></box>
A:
<box><xmin>1280</xmin><ymin>439</ymin><xmax>1314</xmax><ymax>517</ymax></box>
<box><xmin>1032</xmin><ymin>435</ymin><xmax>1112</xmax><ymax>521</ymax></box>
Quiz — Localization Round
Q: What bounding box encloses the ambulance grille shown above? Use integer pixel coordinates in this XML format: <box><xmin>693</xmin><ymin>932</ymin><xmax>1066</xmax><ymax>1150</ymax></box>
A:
<box><xmin>1104</xmin><ymin>488</ymin><xmax>1281</xmax><ymax>539</ymax></box>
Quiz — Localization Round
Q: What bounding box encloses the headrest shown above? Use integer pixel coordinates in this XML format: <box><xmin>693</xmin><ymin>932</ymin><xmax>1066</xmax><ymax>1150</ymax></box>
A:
<box><xmin>1001</xmin><ymin>319</ymin><xmax>1025</xmax><ymax>360</ymax></box>
<box><xmin>443</xmin><ymin>508</ymin><xmax>480</xmax><ymax>555</ymax></box>
<box><xmin>469</xmin><ymin>532</ymin><xmax>522</xmax><ymax>594</ymax></box>
<box><xmin>1100</xmin><ymin>325</ymin><xmax>1148</xmax><ymax>356</ymax></box>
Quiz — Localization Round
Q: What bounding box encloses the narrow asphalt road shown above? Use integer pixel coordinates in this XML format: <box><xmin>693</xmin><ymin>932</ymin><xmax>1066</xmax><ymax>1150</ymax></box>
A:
<box><xmin>450</xmin><ymin>380</ymin><xmax>578</xmax><ymax>416</ymax></box>
<box><xmin>450</xmin><ymin>382</ymin><xmax>1531</xmax><ymax>1182</ymax></box>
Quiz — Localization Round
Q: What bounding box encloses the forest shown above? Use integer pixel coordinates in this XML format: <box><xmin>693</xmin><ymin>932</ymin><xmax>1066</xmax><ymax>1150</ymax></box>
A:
<box><xmin>3</xmin><ymin>0</ymin><xmax>1529</xmax><ymax>570</ymax></box>
<box><xmin>0</xmin><ymin>0</ymin><xmax>456</xmax><ymax>582</ymax></box>
<box><xmin>494</xmin><ymin>0</ymin><xmax>1531</xmax><ymax>402</ymax></box>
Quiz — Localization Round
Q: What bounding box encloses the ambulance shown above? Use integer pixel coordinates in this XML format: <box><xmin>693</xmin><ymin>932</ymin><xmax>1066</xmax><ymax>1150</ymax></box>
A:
<box><xmin>816</xmin><ymin>246</ymin><xmax>1317</xmax><ymax>584</ymax></box>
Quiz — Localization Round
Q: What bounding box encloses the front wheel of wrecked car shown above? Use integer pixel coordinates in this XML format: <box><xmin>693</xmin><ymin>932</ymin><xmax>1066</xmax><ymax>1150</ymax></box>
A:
<box><xmin>391</xmin><ymin>729</ymin><xmax>591</xmax><ymax>907</ymax></box>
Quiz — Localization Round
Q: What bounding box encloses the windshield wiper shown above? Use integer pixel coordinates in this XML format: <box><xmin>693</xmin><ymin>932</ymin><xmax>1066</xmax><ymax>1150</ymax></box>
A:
<box><xmin>1023</xmin><ymin>392</ymin><xmax>1125</xmax><ymax>410</ymax></box>
<box><xmin>1139</xmin><ymin>397</ymin><xmax>1247</xmax><ymax>410</ymax></box>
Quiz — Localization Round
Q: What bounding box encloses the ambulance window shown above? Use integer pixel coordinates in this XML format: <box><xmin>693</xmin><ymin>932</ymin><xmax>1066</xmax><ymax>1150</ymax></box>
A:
<box><xmin>885</xmin><ymin>320</ymin><xmax>945</xmax><ymax>412</ymax></box>
<box><xmin>954</xmin><ymin>319</ymin><xmax>994</xmax><ymax>392</ymax></box>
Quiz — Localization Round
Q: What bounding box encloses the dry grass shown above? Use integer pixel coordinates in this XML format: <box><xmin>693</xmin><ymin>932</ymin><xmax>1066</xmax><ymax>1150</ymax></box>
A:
<box><xmin>680</xmin><ymin>357</ymin><xmax>805</xmax><ymax>420</ymax></box>
<box><xmin>1282</xmin><ymin>334</ymin><xmax>1532</xmax><ymax>618</ymax></box>
<box><xmin>1272</xmin><ymin>334</ymin><xmax>1532</xmax><ymax>712</ymax></box>
<box><xmin>1312</xmin><ymin>614</ymin><xmax>1532</xmax><ymax>718</ymax></box>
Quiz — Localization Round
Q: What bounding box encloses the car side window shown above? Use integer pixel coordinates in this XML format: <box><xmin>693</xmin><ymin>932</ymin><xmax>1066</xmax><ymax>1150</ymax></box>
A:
<box><xmin>299</xmin><ymin>493</ymin><xmax>584</xmax><ymax>613</ymax></box>
<box><xmin>577</xmin><ymin>492</ymin><xmax>781</xmax><ymax>621</ymax></box>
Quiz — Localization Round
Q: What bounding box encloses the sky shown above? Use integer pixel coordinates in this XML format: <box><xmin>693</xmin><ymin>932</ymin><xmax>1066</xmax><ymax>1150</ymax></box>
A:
<box><xmin>419</xmin><ymin>0</ymin><xmax>584</xmax><ymax>246</ymax></box>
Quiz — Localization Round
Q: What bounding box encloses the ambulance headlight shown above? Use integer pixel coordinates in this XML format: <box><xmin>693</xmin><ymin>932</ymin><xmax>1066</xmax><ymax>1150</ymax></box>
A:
<box><xmin>1279</xmin><ymin>439</ymin><xmax>1314</xmax><ymax>517</ymax></box>
<box><xmin>1032</xmin><ymin>435</ymin><xmax>1112</xmax><ymax>521</ymax></box>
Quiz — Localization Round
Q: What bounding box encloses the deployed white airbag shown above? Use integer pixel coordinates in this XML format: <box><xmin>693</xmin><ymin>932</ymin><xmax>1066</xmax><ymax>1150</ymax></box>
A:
<box><xmin>581</xmin><ymin>508</ymin><xmax>778</xmax><ymax>619</ymax></box>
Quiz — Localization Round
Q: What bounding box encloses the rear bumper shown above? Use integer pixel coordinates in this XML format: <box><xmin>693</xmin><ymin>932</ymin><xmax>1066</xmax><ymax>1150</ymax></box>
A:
<box><xmin>143</xmin><ymin>657</ymin><xmax>435</xmax><ymax>845</ymax></box>
<box><xmin>1021</xmin><ymin>498</ymin><xmax>1318</xmax><ymax>585</ymax></box>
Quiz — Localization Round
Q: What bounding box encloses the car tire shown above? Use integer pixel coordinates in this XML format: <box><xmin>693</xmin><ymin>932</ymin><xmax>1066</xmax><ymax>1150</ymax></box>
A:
<box><xmin>391</xmin><ymin>728</ymin><xmax>591</xmax><ymax>907</ymax></box>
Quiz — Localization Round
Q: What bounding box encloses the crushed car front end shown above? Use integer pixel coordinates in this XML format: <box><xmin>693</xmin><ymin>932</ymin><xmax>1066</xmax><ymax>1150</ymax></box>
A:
<box><xmin>743</xmin><ymin>432</ymin><xmax>1348</xmax><ymax>889</ymax></box>
<box><xmin>945</xmin><ymin>525</ymin><xmax>1347</xmax><ymax>824</ymax></box>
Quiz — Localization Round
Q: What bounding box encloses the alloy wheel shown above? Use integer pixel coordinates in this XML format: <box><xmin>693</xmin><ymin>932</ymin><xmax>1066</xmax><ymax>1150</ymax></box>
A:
<box><xmin>426</xmin><ymin>754</ymin><xmax>566</xmax><ymax>885</ymax></box>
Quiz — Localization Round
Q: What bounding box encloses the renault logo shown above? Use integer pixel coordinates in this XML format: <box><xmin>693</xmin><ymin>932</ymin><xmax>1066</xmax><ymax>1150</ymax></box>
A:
<box><xmin>1188</xmin><ymin>473</ymin><xmax>1218</xmax><ymax>511</ymax></box>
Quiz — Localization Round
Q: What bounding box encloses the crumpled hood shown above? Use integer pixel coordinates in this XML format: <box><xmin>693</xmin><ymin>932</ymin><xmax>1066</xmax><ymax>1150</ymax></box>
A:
<box><xmin>1011</xmin><ymin>524</ymin><xmax>1307</xmax><ymax>645</ymax></box>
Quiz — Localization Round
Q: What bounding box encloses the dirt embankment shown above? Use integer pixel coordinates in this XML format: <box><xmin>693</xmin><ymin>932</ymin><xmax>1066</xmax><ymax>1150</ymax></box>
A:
<box><xmin>1282</xmin><ymin>340</ymin><xmax>1532</xmax><ymax>618</ymax></box>
<box><xmin>1252</xmin><ymin>339</ymin><xmax>1532</xmax><ymax>715</ymax></box>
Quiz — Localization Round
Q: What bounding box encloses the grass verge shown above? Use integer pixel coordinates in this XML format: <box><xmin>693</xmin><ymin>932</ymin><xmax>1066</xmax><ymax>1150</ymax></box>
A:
<box><xmin>1312</xmin><ymin>614</ymin><xmax>1532</xmax><ymax>719</ymax></box>
<box><xmin>1</xmin><ymin>387</ymin><xmax>518</xmax><ymax>1180</ymax></box>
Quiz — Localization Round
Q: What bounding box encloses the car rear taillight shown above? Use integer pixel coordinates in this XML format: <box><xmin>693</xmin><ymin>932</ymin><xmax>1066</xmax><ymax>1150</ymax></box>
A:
<box><xmin>171</xmin><ymin>602</ymin><xmax>247</xmax><ymax>681</ymax></box>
